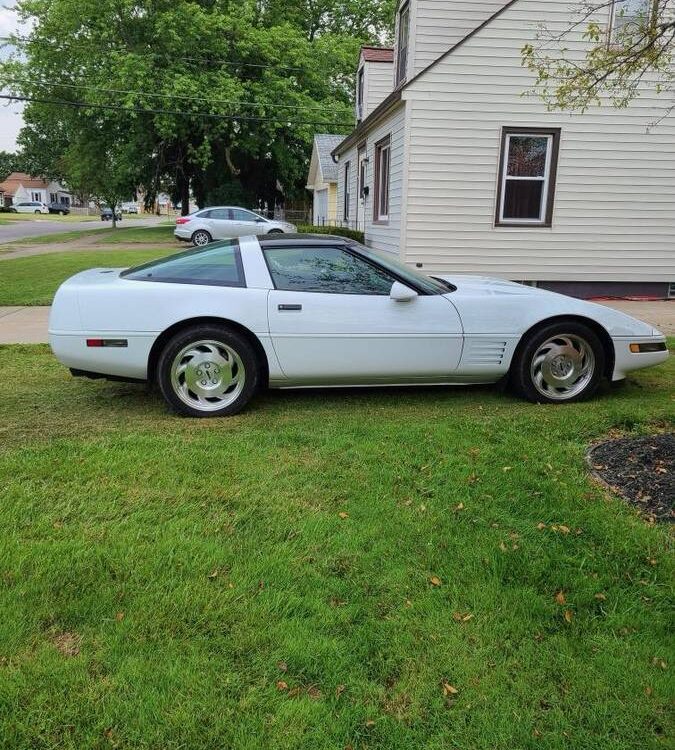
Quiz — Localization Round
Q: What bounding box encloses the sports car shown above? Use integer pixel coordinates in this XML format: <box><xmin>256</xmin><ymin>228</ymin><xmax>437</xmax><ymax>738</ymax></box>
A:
<box><xmin>49</xmin><ymin>234</ymin><xmax>669</xmax><ymax>417</ymax></box>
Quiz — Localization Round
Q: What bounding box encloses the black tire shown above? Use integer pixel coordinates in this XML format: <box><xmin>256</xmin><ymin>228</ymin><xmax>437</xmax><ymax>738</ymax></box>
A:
<box><xmin>34</xmin><ymin>210</ymin><xmax>41</xmax><ymax>214</ymax></box>
<box><xmin>267</xmin><ymin>229</ymin><xmax>283</xmax><ymax>234</ymax></box>
<box><xmin>157</xmin><ymin>325</ymin><xmax>259</xmax><ymax>417</ymax></box>
<box><xmin>191</xmin><ymin>229</ymin><xmax>212</xmax><ymax>246</ymax></box>
<box><xmin>510</xmin><ymin>321</ymin><xmax>605</xmax><ymax>404</ymax></box>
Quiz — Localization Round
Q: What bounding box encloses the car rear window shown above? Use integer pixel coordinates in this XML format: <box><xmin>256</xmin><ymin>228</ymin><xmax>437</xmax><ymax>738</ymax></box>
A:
<box><xmin>121</xmin><ymin>239</ymin><xmax>245</xmax><ymax>288</ymax></box>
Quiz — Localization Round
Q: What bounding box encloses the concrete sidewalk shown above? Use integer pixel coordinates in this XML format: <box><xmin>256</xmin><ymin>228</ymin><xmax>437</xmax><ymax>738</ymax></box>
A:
<box><xmin>0</xmin><ymin>301</ymin><xmax>673</xmax><ymax>345</ymax></box>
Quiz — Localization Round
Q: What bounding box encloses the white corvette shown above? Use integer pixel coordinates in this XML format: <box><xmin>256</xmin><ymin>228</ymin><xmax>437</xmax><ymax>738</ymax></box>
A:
<box><xmin>49</xmin><ymin>234</ymin><xmax>668</xmax><ymax>417</ymax></box>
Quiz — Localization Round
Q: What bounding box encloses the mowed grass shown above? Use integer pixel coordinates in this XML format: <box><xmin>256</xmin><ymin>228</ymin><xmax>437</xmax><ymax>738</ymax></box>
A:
<box><xmin>0</xmin><ymin>224</ymin><xmax>176</xmax><ymax>249</ymax></box>
<box><xmin>0</xmin><ymin>248</ymin><xmax>177</xmax><ymax>305</ymax></box>
<box><xmin>0</xmin><ymin>343</ymin><xmax>673</xmax><ymax>749</ymax></box>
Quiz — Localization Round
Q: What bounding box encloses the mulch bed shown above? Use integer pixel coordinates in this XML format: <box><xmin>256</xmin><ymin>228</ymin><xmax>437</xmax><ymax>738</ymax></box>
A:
<box><xmin>588</xmin><ymin>434</ymin><xmax>674</xmax><ymax>522</ymax></box>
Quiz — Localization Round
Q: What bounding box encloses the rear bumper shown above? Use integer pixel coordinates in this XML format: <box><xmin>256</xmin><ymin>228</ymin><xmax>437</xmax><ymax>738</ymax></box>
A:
<box><xmin>612</xmin><ymin>335</ymin><xmax>669</xmax><ymax>381</ymax></box>
<box><xmin>49</xmin><ymin>331</ymin><xmax>156</xmax><ymax>380</ymax></box>
<box><xmin>174</xmin><ymin>227</ymin><xmax>192</xmax><ymax>241</ymax></box>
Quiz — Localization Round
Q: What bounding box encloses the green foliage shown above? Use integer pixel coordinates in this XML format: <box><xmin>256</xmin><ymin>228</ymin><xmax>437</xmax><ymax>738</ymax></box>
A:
<box><xmin>0</xmin><ymin>151</ymin><xmax>28</xmax><ymax>181</ymax></box>
<box><xmin>297</xmin><ymin>223</ymin><xmax>365</xmax><ymax>242</ymax></box>
<box><xmin>522</xmin><ymin>1</ymin><xmax>674</xmax><ymax>116</ymax></box>
<box><xmin>3</xmin><ymin>0</ymin><xmax>394</xmax><ymax>212</ymax></box>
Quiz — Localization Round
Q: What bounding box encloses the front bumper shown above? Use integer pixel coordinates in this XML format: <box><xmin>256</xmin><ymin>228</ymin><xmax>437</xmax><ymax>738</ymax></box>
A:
<box><xmin>612</xmin><ymin>335</ymin><xmax>669</xmax><ymax>381</ymax></box>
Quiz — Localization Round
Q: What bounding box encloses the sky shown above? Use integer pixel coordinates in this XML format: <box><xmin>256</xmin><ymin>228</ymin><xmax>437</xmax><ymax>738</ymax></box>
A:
<box><xmin>0</xmin><ymin>6</ymin><xmax>25</xmax><ymax>153</ymax></box>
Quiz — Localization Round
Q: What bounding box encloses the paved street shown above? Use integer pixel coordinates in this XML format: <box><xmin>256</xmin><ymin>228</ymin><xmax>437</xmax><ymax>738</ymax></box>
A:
<box><xmin>1</xmin><ymin>301</ymin><xmax>672</xmax><ymax>345</ymax></box>
<box><xmin>0</xmin><ymin>215</ymin><xmax>168</xmax><ymax>243</ymax></box>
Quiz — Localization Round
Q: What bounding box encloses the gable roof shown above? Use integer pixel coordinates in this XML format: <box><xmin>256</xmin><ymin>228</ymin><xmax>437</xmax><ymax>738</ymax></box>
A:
<box><xmin>361</xmin><ymin>46</ymin><xmax>394</xmax><ymax>63</ymax></box>
<box><xmin>313</xmin><ymin>134</ymin><xmax>344</xmax><ymax>182</ymax></box>
<box><xmin>333</xmin><ymin>0</ymin><xmax>519</xmax><ymax>157</ymax></box>
<box><xmin>0</xmin><ymin>172</ymin><xmax>51</xmax><ymax>194</ymax></box>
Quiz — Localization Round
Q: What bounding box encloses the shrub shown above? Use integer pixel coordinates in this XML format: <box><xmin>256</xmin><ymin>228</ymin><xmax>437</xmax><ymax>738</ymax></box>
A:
<box><xmin>296</xmin><ymin>224</ymin><xmax>365</xmax><ymax>243</ymax></box>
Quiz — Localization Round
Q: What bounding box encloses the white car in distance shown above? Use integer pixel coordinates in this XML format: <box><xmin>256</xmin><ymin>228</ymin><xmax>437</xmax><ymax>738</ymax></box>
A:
<box><xmin>175</xmin><ymin>206</ymin><xmax>295</xmax><ymax>246</ymax></box>
<box><xmin>11</xmin><ymin>200</ymin><xmax>50</xmax><ymax>214</ymax></box>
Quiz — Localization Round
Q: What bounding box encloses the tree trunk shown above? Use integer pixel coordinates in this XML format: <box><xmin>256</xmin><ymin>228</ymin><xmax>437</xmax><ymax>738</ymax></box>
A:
<box><xmin>180</xmin><ymin>173</ymin><xmax>190</xmax><ymax>216</ymax></box>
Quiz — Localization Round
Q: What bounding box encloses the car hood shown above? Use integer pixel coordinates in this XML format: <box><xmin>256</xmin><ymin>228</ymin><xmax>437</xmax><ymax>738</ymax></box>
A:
<box><xmin>432</xmin><ymin>274</ymin><xmax>661</xmax><ymax>338</ymax></box>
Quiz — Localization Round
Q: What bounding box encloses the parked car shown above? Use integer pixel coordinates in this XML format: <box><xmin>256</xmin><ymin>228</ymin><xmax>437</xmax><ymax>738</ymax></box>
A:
<box><xmin>121</xmin><ymin>202</ymin><xmax>139</xmax><ymax>214</ymax></box>
<box><xmin>174</xmin><ymin>206</ymin><xmax>296</xmax><ymax>245</ymax></box>
<box><xmin>100</xmin><ymin>207</ymin><xmax>122</xmax><ymax>221</ymax></box>
<box><xmin>11</xmin><ymin>201</ymin><xmax>50</xmax><ymax>214</ymax></box>
<box><xmin>48</xmin><ymin>202</ymin><xmax>70</xmax><ymax>215</ymax></box>
<box><xmin>49</xmin><ymin>234</ymin><xmax>668</xmax><ymax>418</ymax></box>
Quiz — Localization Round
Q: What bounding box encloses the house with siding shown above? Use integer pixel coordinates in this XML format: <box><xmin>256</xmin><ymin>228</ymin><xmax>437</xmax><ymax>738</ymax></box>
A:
<box><xmin>0</xmin><ymin>172</ymin><xmax>72</xmax><ymax>208</ymax></box>
<box><xmin>332</xmin><ymin>0</ymin><xmax>675</xmax><ymax>299</ymax></box>
<box><xmin>306</xmin><ymin>134</ymin><xmax>344</xmax><ymax>225</ymax></box>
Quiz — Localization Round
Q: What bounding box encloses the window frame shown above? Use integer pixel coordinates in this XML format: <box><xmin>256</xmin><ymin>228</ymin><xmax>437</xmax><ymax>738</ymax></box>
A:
<box><xmin>608</xmin><ymin>0</ymin><xmax>655</xmax><ymax>43</ymax></box>
<box><xmin>343</xmin><ymin>161</ymin><xmax>351</xmax><ymax>222</ymax></box>
<box><xmin>396</xmin><ymin>1</ymin><xmax>410</xmax><ymax>87</ymax></box>
<box><xmin>356</xmin><ymin>67</ymin><xmax>365</xmax><ymax>121</ymax></box>
<box><xmin>373</xmin><ymin>135</ymin><xmax>391</xmax><ymax>224</ymax></box>
<box><xmin>495</xmin><ymin>127</ymin><xmax>561</xmax><ymax>228</ymax></box>
<box><xmin>120</xmin><ymin>239</ymin><xmax>246</xmax><ymax>288</ymax></box>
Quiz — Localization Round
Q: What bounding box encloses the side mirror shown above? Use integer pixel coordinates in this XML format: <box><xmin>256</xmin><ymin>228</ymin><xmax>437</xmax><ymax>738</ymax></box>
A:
<box><xmin>390</xmin><ymin>281</ymin><xmax>418</xmax><ymax>302</ymax></box>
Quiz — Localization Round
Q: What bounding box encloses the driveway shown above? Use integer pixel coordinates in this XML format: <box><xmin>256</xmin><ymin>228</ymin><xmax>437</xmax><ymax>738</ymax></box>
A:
<box><xmin>1</xmin><ymin>301</ymin><xmax>672</xmax><ymax>345</ymax></box>
<box><xmin>0</xmin><ymin>215</ymin><xmax>168</xmax><ymax>243</ymax></box>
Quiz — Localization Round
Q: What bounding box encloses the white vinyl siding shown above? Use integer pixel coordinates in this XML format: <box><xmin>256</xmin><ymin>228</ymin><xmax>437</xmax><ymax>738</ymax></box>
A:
<box><xmin>401</xmin><ymin>0</ymin><xmax>675</xmax><ymax>282</ymax></box>
<box><xmin>357</xmin><ymin>59</ymin><xmax>395</xmax><ymax>122</ymax></box>
<box><xmin>410</xmin><ymin>0</ymin><xmax>510</xmax><ymax>76</ymax></box>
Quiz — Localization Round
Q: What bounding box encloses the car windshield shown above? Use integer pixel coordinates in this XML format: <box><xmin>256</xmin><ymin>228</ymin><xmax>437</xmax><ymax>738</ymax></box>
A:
<box><xmin>349</xmin><ymin>241</ymin><xmax>452</xmax><ymax>295</ymax></box>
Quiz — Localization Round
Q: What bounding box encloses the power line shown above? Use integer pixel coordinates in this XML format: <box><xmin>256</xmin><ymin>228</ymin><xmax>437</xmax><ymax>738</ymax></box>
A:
<box><xmin>0</xmin><ymin>35</ymin><xmax>306</xmax><ymax>72</ymax></box>
<box><xmin>0</xmin><ymin>93</ymin><xmax>353</xmax><ymax>128</ymax></box>
<box><xmin>3</xmin><ymin>75</ymin><xmax>349</xmax><ymax>114</ymax></box>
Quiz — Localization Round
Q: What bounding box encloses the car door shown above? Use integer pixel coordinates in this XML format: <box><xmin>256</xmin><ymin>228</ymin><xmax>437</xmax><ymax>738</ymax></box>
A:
<box><xmin>203</xmin><ymin>208</ymin><xmax>234</xmax><ymax>239</ymax></box>
<box><xmin>265</xmin><ymin>244</ymin><xmax>463</xmax><ymax>382</ymax></box>
<box><xmin>230</xmin><ymin>208</ymin><xmax>262</xmax><ymax>236</ymax></box>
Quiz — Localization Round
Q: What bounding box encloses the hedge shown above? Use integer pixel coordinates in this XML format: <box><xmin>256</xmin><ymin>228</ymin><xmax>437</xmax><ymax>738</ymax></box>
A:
<box><xmin>296</xmin><ymin>224</ymin><xmax>365</xmax><ymax>243</ymax></box>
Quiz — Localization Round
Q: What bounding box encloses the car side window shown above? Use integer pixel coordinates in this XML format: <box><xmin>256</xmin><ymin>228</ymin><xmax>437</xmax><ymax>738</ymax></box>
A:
<box><xmin>197</xmin><ymin>209</ymin><xmax>212</xmax><ymax>219</ymax></box>
<box><xmin>209</xmin><ymin>208</ymin><xmax>230</xmax><ymax>220</ymax></box>
<box><xmin>231</xmin><ymin>209</ymin><xmax>258</xmax><ymax>222</ymax></box>
<box><xmin>121</xmin><ymin>240</ymin><xmax>246</xmax><ymax>287</ymax></box>
<box><xmin>264</xmin><ymin>246</ymin><xmax>396</xmax><ymax>295</ymax></box>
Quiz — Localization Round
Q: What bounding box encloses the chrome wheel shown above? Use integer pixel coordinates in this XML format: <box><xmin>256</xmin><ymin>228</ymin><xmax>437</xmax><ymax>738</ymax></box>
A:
<box><xmin>530</xmin><ymin>334</ymin><xmax>595</xmax><ymax>401</ymax></box>
<box><xmin>170</xmin><ymin>339</ymin><xmax>245</xmax><ymax>412</ymax></box>
<box><xmin>192</xmin><ymin>230</ymin><xmax>211</xmax><ymax>247</ymax></box>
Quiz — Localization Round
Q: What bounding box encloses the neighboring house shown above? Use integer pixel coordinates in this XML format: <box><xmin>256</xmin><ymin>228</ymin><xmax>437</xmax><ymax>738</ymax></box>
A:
<box><xmin>306</xmin><ymin>134</ymin><xmax>345</xmax><ymax>225</ymax></box>
<box><xmin>0</xmin><ymin>172</ymin><xmax>72</xmax><ymax>208</ymax></box>
<box><xmin>333</xmin><ymin>0</ymin><xmax>675</xmax><ymax>299</ymax></box>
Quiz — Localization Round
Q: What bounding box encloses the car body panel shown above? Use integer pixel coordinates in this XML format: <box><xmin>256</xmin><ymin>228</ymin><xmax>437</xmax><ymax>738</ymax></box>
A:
<box><xmin>12</xmin><ymin>201</ymin><xmax>49</xmax><ymax>214</ymax></box>
<box><xmin>49</xmin><ymin>236</ymin><xmax>669</xmax><ymax>389</ymax></box>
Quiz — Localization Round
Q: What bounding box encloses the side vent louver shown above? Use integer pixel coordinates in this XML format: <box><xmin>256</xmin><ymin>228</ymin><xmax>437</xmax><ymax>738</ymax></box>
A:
<box><xmin>464</xmin><ymin>340</ymin><xmax>508</xmax><ymax>366</ymax></box>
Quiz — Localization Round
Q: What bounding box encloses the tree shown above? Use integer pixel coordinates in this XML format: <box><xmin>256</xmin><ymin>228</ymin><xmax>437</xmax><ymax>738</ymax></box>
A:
<box><xmin>0</xmin><ymin>151</ymin><xmax>27</xmax><ymax>181</ymax></box>
<box><xmin>2</xmin><ymin>0</ymin><xmax>394</xmax><ymax>215</ymax></box>
<box><xmin>522</xmin><ymin>0</ymin><xmax>675</xmax><ymax>122</ymax></box>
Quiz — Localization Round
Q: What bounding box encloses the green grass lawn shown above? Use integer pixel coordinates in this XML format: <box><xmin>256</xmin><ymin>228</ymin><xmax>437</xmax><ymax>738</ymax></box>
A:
<box><xmin>0</xmin><ymin>343</ymin><xmax>672</xmax><ymax>749</ymax></box>
<box><xmin>0</xmin><ymin>224</ymin><xmax>176</xmax><ymax>249</ymax></box>
<box><xmin>0</xmin><ymin>248</ymin><xmax>177</xmax><ymax>305</ymax></box>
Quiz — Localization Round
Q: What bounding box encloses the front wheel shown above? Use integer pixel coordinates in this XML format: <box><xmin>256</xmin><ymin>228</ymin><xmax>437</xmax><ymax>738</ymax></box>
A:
<box><xmin>34</xmin><ymin>210</ymin><xmax>41</xmax><ymax>214</ymax></box>
<box><xmin>191</xmin><ymin>229</ymin><xmax>212</xmax><ymax>246</ymax></box>
<box><xmin>157</xmin><ymin>325</ymin><xmax>259</xmax><ymax>417</ymax></box>
<box><xmin>510</xmin><ymin>322</ymin><xmax>605</xmax><ymax>404</ymax></box>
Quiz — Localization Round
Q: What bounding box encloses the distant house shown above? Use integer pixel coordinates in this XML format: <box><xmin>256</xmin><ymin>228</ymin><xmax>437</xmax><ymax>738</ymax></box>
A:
<box><xmin>331</xmin><ymin>0</ymin><xmax>675</xmax><ymax>299</ymax></box>
<box><xmin>0</xmin><ymin>172</ymin><xmax>72</xmax><ymax>208</ymax></box>
<box><xmin>306</xmin><ymin>134</ymin><xmax>344</xmax><ymax>225</ymax></box>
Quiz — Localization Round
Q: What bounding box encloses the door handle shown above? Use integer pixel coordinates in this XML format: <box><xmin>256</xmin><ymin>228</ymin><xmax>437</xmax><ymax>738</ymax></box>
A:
<box><xmin>278</xmin><ymin>304</ymin><xmax>302</xmax><ymax>311</ymax></box>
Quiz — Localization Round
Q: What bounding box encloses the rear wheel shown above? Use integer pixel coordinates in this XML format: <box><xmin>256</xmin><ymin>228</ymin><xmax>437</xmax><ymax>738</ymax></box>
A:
<box><xmin>511</xmin><ymin>321</ymin><xmax>605</xmax><ymax>404</ymax></box>
<box><xmin>157</xmin><ymin>325</ymin><xmax>258</xmax><ymax>417</ymax></box>
<box><xmin>34</xmin><ymin>209</ymin><xmax>41</xmax><ymax>214</ymax></box>
<box><xmin>267</xmin><ymin>228</ymin><xmax>283</xmax><ymax>234</ymax></box>
<box><xmin>191</xmin><ymin>229</ymin><xmax>212</xmax><ymax>246</ymax></box>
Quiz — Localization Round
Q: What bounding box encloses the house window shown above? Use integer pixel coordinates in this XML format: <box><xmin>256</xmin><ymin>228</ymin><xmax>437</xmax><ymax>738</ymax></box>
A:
<box><xmin>357</xmin><ymin>68</ymin><xmax>364</xmax><ymax>121</ymax></box>
<box><xmin>496</xmin><ymin>128</ymin><xmax>561</xmax><ymax>227</ymax></box>
<box><xmin>610</xmin><ymin>0</ymin><xmax>655</xmax><ymax>41</ymax></box>
<box><xmin>32</xmin><ymin>192</ymin><xmax>41</xmax><ymax>202</ymax></box>
<box><xmin>374</xmin><ymin>136</ymin><xmax>391</xmax><ymax>223</ymax></box>
<box><xmin>396</xmin><ymin>2</ymin><xmax>410</xmax><ymax>86</ymax></box>
<box><xmin>344</xmin><ymin>162</ymin><xmax>351</xmax><ymax>222</ymax></box>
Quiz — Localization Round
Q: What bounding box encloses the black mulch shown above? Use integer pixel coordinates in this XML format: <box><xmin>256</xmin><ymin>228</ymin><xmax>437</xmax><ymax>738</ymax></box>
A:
<box><xmin>588</xmin><ymin>434</ymin><xmax>674</xmax><ymax>522</ymax></box>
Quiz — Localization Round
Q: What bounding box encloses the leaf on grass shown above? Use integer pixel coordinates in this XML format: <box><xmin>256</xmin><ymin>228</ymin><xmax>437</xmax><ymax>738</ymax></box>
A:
<box><xmin>207</xmin><ymin>569</ymin><xmax>219</xmax><ymax>579</ymax></box>
<box><xmin>537</xmin><ymin>522</ymin><xmax>547</xmax><ymax>530</ymax></box>
<box><xmin>115</xmin><ymin>611</ymin><xmax>125</xmax><ymax>622</ymax></box>
<box><xmin>467</xmin><ymin>472</ymin><xmax>479</xmax><ymax>485</ymax></box>
<box><xmin>502</xmin><ymin>466</ymin><xmax>513</xmax><ymax>472</ymax></box>
<box><xmin>594</xmin><ymin>592</ymin><xmax>607</xmax><ymax>601</ymax></box>
<box><xmin>276</xmin><ymin>680</ymin><xmax>288</xmax><ymax>691</ymax></box>
<box><xmin>277</xmin><ymin>660</ymin><xmax>288</xmax><ymax>672</ymax></box>
<box><xmin>554</xmin><ymin>591</ymin><xmax>566</xmax><ymax>606</ymax></box>
<box><xmin>651</xmin><ymin>657</ymin><xmax>667</xmax><ymax>670</ymax></box>
<box><xmin>455</xmin><ymin>502</ymin><xmax>465</xmax><ymax>511</ymax></box>
<box><xmin>338</xmin><ymin>512</ymin><xmax>349</xmax><ymax>519</ymax></box>
<box><xmin>429</xmin><ymin>576</ymin><xmax>442</xmax><ymax>587</ymax></box>
<box><xmin>365</xmin><ymin>720</ymin><xmax>376</xmax><ymax>728</ymax></box>
<box><xmin>563</xmin><ymin>609</ymin><xmax>573</xmax><ymax>624</ymax></box>
<box><xmin>442</xmin><ymin>682</ymin><xmax>459</xmax><ymax>696</ymax></box>
<box><xmin>645</xmin><ymin>686</ymin><xmax>653</xmax><ymax>697</ymax></box>
<box><xmin>307</xmin><ymin>685</ymin><xmax>323</xmax><ymax>700</ymax></box>
<box><xmin>335</xmin><ymin>684</ymin><xmax>346</xmax><ymax>698</ymax></box>
<box><xmin>499</xmin><ymin>541</ymin><xmax>508</xmax><ymax>552</ymax></box>
<box><xmin>453</xmin><ymin>612</ymin><xmax>473</xmax><ymax>623</ymax></box>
